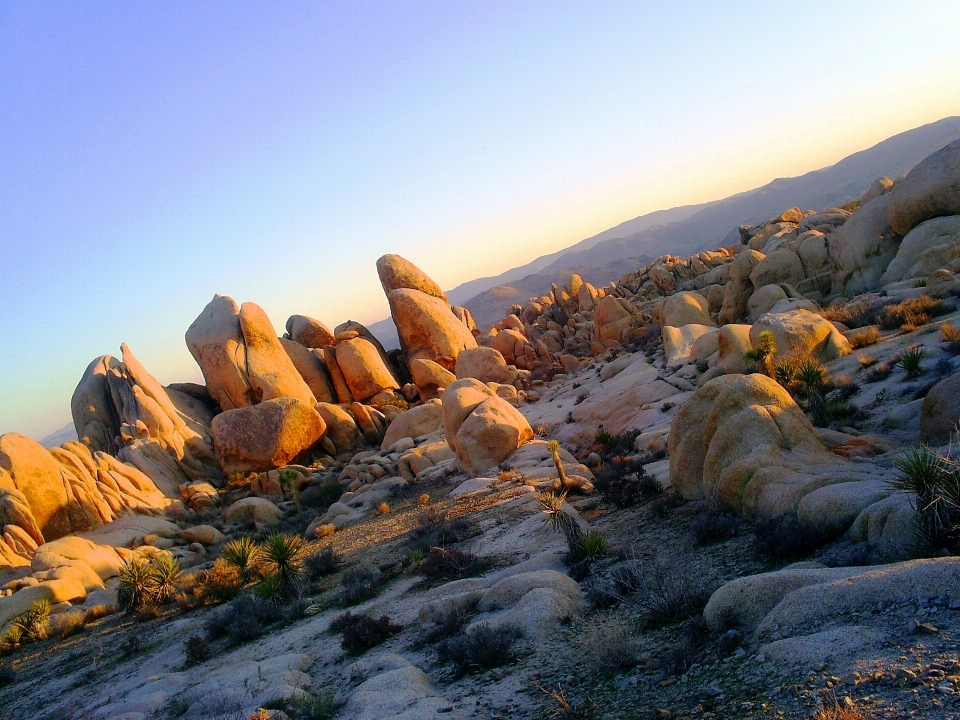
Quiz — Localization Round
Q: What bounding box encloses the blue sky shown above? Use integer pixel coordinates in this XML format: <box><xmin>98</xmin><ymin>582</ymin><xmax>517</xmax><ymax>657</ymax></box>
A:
<box><xmin>2</xmin><ymin>1</ymin><xmax>960</xmax><ymax>439</ymax></box>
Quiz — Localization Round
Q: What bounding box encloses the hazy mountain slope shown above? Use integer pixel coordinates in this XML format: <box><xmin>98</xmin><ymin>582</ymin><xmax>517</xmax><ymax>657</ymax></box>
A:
<box><xmin>444</xmin><ymin>202</ymin><xmax>714</xmax><ymax>307</ymax></box>
<box><xmin>369</xmin><ymin>116</ymin><xmax>960</xmax><ymax>344</ymax></box>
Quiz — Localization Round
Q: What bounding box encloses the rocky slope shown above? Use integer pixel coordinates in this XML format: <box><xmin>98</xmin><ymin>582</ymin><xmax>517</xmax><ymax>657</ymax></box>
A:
<box><xmin>1</xmin><ymin>136</ymin><xmax>960</xmax><ymax>720</ymax></box>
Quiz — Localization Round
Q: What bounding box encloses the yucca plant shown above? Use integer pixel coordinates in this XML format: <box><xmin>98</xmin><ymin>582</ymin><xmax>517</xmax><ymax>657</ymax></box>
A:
<box><xmin>546</xmin><ymin>440</ymin><xmax>569</xmax><ymax>489</ymax></box>
<box><xmin>1</xmin><ymin>624</ymin><xmax>23</xmax><ymax>652</ymax></box>
<box><xmin>537</xmin><ymin>490</ymin><xmax>584</xmax><ymax>557</ymax></box>
<box><xmin>117</xmin><ymin>558</ymin><xmax>157</xmax><ymax>613</ymax></box>
<box><xmin>773</xmin><ymin>360</ymin><xmax>796</xmax><ymax>389</ymax></box>
<box><xmin>744</xmin><ymin>331</ymin><xmax>777</xmax><ymax>375</ymax></box>
<box><xmin>889</xmin><ymin>447</ymin><xmax>960</xmax><ymax>552</ymax></box>
<box><xmin>579</xmin><ymin>530</ymin><xmax>607</xmax><ymax>559</ymax></box>
<box><xmin>793</xmin><ymin>359</ymin><xmax>828</xmax><ymax>417</ymax></box>
<box><xmin>221</xmin><ymin>537</ymin><xmax>262</xmax><ymax>583</ymax></box>
<box><xmin>12</xmin><ymin>600</ymin><xmax>50</xmax><ymax>642</ymax></box>
<box><xmin>261</xmin><ymin>533</ymin><xmax>308</xmax><ymax>599</ymax></box>
<box><xmin>277</xmin><ymin>468</ymin><xmax>302</xmax><ymax>513</ymax></box>
<box><xmin>151</xmin><ymin>554</ymin><xmax>182</xmax><ymax>605</ymax></box>
<box><xmin>899</xmin><ymin>346</ymin><xmax>925</xmax><ymax>379</ymax></box>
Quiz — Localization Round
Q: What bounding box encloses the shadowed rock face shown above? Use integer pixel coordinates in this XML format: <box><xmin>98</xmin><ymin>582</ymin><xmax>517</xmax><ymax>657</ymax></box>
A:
<box><xmin>887</xmin><ymin>138</ymin><xmax>960</xmax><ymax>236</ymax></box>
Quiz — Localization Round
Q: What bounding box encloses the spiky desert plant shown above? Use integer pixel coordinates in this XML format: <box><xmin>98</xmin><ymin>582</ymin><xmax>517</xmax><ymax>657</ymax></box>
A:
<box><xmin>579</xmin><ymin>530</ymin><xmax>607</xmax><ymax>559</ymax></box>
<box><xmin>221</xmin><ymin>537</ymin><xmax>262</xmax><ymax>583</ymax></box>
<box><xmin>261</xmin><ymin>533</ymin><xmax>308</xmax><ymax>599</ymax></box>
<box><xmin>117</xmin><ymin>557</ymin><xmax>157</xmax><ymax>613</ymax></box>
<box><xmin>537</xmin><ymin>490</ymin><xmax>584</xmax><ymax>556</ymax></box>
<box><xmin>150</xmin><ymin>554</ymin><xmax>182</xmax><ymax>605</ymax></box>
<box><xmin>277</xmin><ymin>468</ymin><xmax>302</xmax><ymax>513</ymax></box>
<box><xmin>773</xmin><ymin>360</ymin><xmax>796</xmax><ymax>389</ymax></box>
<box><xmin>899</xmin><ymin>346</ymin><xmax>925</xmax><ymax>379</ymax></box>
<box><xmin>12</xmin><ymin>599</ymin><xmax>50</xmax><ymax>642</ymax></box>
<box><xmin>546</xmin><ymin>440</ymin><xmax>569</xmax><ymax>489</ymax></box>
<box><xmin>889</xmin><ymin>447</ymin><xmax>960</xmax><ymax>552</ymax></box>
<box><xmin>744</xmin><ymin>331</ymin><xmax>777</xmax><ymax>375</ymax></box>
<box><xmin>793</xmin><ymin>359</ymin><xmax>828</xmax><ymax>417</ymax></box>
<box><xmin>1</xmin><ymin>624</ymin><xmax>23</xmax><ymax>652</ymax></box>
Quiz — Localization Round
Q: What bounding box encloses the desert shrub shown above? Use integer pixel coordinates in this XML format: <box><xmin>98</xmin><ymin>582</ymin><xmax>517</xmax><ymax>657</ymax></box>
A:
<box><xmin>283</xmin><ymin>691</ymin><xmax>340</xmax><ymax>720</ymax></box>
<box><xmin>537</xmin><ymin>490</ymin><xmax>587</xmax><ymax>563</ymax></box>
<box><xmin>10</xmin><ymin>599</ymin><xmax>50</xmax><ymax>642</ymax></box>
<box><xmin>594</xmin><ymin>454</ymin><xmax>662</xmax><ymax>508</ymax></box>
<box><xmin>898</xmin><ymin>346</ymin><xmax>925</xmax><ymax>379</ymax></box>
<box><xmin>120</xmin><ymin>633</ymin><xmax>143</xmax><ymax>659</ymax></box>
<box><xmin>50</xmin><ymin>611</ymin><xmax>86</xmax><ymax>639</ymax></box>
<box><xmin>753</xmin><ymin>513</ymin><xmax>834</xmax><ymax>561</ymax></box>
<box><xmin>331</xmin><ymin>611</ymin><xmax>401</xmax><ymax>655</ymax></box>
<box><xmin>301</xmin><ymin>481</ymin><xmax>344</xmax><ymax>510</ymax></box>
<box><xmin>220</xmin><ymin>537</ymin><xmax>262</xmax><ymax>583</ymax></box>
<box><xmin>305</xmin><ymin>547</ymin><xmax>343</xmax><ymax>579</ymax></box>
<box><xmin>594</xmin><ymin>428</ymin><xmax>642</xmax><ymax>458</ymax></box>
<box><xmin>744</xmin><ymin>331</ymin><xmax>777</xmax><ymax>374</ymax></box>
<box><xmin>661</xmin><ymin>616</ymin><xmax>712</xmax><ymax>675</ymax></box>
<box><xmin>649</xmin><ymin>491</ymin><xmax>685</xmax><ymax>517</ymax></box>
<box><xmin>878</xmin><ymin>295</ymin><xmax>949</xmax><ymax>331</ymax></box>
<box><xmin>205</xmin><ymin>594</ymin><xmax>281</xmax><ymax>644</ymax></box>
<box><xmin>534</xmin><ymin>683</ymin><xmax>596</xmax><ymax>719</ymax></box>
<box><xmin>117</xmin><ymin>558</ymin><xmax>158</xmax><ymax>613</ymax></box>
<box><xmin>848</xmin><ymin>326</ymin><xmax>881</xmax><ymax>349</ymax></box>
<box><xmin>277</xmin><ymin>469</ymin><xmax>303</xmax><ymax>513</ymax></box>
<box><xmin>573</xmin><ymin>616</ymin><xmax>640</xmax><ymax>676</ymax></box>
<box><xmin>599</xmin><ymin>557</ymin><xmax>713</xmax><ymax>628</ymax></box>
<box><xmin>691</xmin><ymin>511</ymin><xmax>742</xmax><ymax>545</ymax></box>
<box><xmin>813</xmin><ymin>698</ymin><xmax>867</xmax><ymax>720</ymax></box>
<box><xmin>821</xmin><ymin>299</ymin><xmax>887</xmax><ymax>329</ymax></box>
<box><xmin>0</xmin><ymin>663</ymin><xmax>14</xmax><ymax>686</ymax></box>
<box><xmin>818</xmin><ymin>401</ymin><xmax>867</xmax><ymax>427</ymax></box>
<box><xmin>183</xmin><ymin>633</ymin><xmax>212</xmax><ymax>667</ymax></box>
<box><xmin>864</xmin><ymin>359</ymin><xmax>895</xmax><ymax>383</ymax></box>
<box><xmin>340</xmin><ymin>565</ymin><xmax>382</xmax><ymax>605</ymax></box>
<box><xmin>436</xmin><ymin>623</ymin><xmax>523</xmax><ymax>673</ymax></box>
<box><xmin>260</xmin><ymin>533</ymin><xmax>308</xmax><ymax>600</ymax></box>
<box><xmin>406</xmin><ymin>508</ymin><xmax>475</xmax><ymax>553</ymax></box>
<box><xmin>151</xmin><ymin>553</ymin><xmax>182</xmax><ymax>605</ymax></box>
<box><xmin>889</xmin><ymin>447</ymin><xmax>960</xmax><ymax>553</ymax></box>
<box><xmin>83</xmin><ymin>604</ymin><xmax>116</xmax><ymax>623</ymax></box>
<box><xmin>935</xmin><ymin>356</ymin><xmax>956</xmax><ymax>377</ymax></box>
<box><xmin>579</xmin><ymin>530</ymin><xmax>607</xmax><ymax>558</ymax></box>
<box><xmin>777</xmin><ymin>359</ymin><xmax>828</xmax><ymax>417</ymax></box>
<box><xmin>419</xmin><ymin>546</ymin><xmax>488</xmax><ymax>581</ymax></box>
<box><xmin>418</xmin><ymin>599</ymin><xmax>480</xmax><ymax>646</ymax></box>
<box><xmin>942</xmin><ymin>322</ymin><xmax>960</xmax><ymax>343</ymax></box>
<box><xmin>202</xmin><ymin>559</ymin><xmax>244</xmax><ymax>603</ymax></box>
<box><xmin>858</xmin><ymin>353</ymin><xmax>878</xmax><ymax>368</ymax></box>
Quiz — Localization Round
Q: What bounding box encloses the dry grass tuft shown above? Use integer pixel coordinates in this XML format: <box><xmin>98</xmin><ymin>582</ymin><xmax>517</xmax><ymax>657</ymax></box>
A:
<box><xmin>314</xmin><ymin>523</ymin><xmax>336</xmax><ymax>538</ymax></box>
<box><xmin>813</xmin><ymin>698</ymin><xmax>868</xmax><ymax>720</ymax></box>
<box><xmin>847</xmin><ymin>326</ymin><xmax>880</xmax><ymax>349</ymax></box>
<box><xmin>857</xmin><ymin>354</ymin><xmax>878</xmax><ymax>368</ymax></box>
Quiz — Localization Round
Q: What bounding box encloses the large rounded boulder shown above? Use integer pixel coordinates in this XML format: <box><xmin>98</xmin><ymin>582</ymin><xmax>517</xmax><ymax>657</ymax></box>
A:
<box><xmin>211</xmin><ymin>398</ymin><xmax>326</xmax><ymax>475</ymax></box>
<box><xmin>886</xmin><ymin>138</ymin><xmax>960</xmax><ymax>236</ymax></box>
<box><xmin>441</xmin><ymin>379</ymin><xmax>533</xmax><ymax>475</ymax></box>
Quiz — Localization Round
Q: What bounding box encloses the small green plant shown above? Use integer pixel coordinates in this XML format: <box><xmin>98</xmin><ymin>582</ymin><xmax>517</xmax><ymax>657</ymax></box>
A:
<box><xmin>150</xmin><ymin>553</ymin><xmax>182</xmax><ymax>605</ymax></box>
<box><xmin>261</xmin><ymin>533</ymin><xmax>308</xmax><ymax>600</ymax></box>
<box><xmin>898</xmin><ymin>346</ymin><xmax>925</xmax><ymax>379</ymax></box>
<box><xmin>594</xmin><ymin>428</ymin><xmax>617</xmax><ymax>450</ymax></box>
<box><xmin>183</xmin><ymin>633</ymin><xmax>212</xmax><ymax>667</ymax></box>
<box><xmin>277</xmin><ymin>469</ymin><xmax>302</xmax><ymax>513</ymax></box>
<box><xmin>436</xmin><ymin>623</ymin><xmax>523</xmax><ymax>673</ymax></box>
<box><xmin>284</xmin><ymin>691</ymin><xmax>340</xmax><ymax>720</ymax></box>
<box><xmin>793</xmin><ymin>359</ymin><xmax>828</xmax><ymax>417</ymax></box>
<box><xmin>889</xmin><ymin>447</ymin><xmax>960</xmax><ymax>553</ymax></box>
<box><xmin>407</xmin><ymin>549</ymin><xmax>426</xmax><ymax>565</ymax></box>
<box><xmin>330</xmin><ymin>612</ymin><xmax>402</xmax><ymax>655</ymax></box>
<box><xmin>11</xmin><ymin>600</ymin><xmax>50</xmax><ymax>642</ymax></box>
<box><xmin>117</xmin><ymin>558</ymin><xmax>157</xmax><ymax>613</ymax></box>
<box><xmin>220</xmin><ymin>537</ymin><xmax>262</xmax><ymax>583</ymax></box>
<box><xmin>744</xmin><ymin>331</ymin><xmax>777</xmax><ymax>375</ymax></box>
<box><xmin>537</xmin><ymin>490</ymin><xmax>583</xmax><ymax>552</ymax></box>
<box><xmin>1</xmin><ymin>624</ymin><xmax>23</xmax><ymax>653</ymax></box>
<box><xmin>579</xmin><ymin>531</ymin><xmax>607</xmax><ymax>558</ymax></box>
<box><xmin>914</xmin><ymin>278</ymin><xmax>927</xmax><ymax>288</ymax></box>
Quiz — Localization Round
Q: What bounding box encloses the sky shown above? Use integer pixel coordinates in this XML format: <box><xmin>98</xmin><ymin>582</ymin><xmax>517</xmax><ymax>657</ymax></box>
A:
<box><xmin>2</xmin><ymin>1</ymin><xmax>960</xmax><ymax>441</ymax></box>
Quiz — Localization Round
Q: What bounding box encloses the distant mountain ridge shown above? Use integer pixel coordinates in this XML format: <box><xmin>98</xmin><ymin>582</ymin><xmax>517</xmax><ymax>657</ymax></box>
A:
<box><xmin>369</xmin><ymin>116</ymin><xmax>960</xmax><ymax>340</ymax></box>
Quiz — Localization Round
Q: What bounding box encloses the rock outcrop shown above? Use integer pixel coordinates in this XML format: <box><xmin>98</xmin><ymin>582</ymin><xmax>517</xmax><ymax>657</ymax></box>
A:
<box><xmin>887</xmin><ymin>138</ymin><xmax>960</xmax><ymax>236</ymax></box>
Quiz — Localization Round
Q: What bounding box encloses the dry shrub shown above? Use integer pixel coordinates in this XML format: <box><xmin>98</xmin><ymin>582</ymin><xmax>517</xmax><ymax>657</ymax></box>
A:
<box><xmin>573</xmin><ymin>616</ymin><xmax>641</xmax><ymax>676</ymax></box>
<box><xmin>375</xmin><ymin>501</ymin><xmax>391</xmax><ymax>515</ymax></box>
<box><xmin>330</xmin><ymin>612</ymin><xmax>401</xmax><ymax>655</ymax></box>
<box><xmin>83</xmin><ymin>604</ymin><xmax>116</xmax><ymax>623</ymax></box>
<box><xmin>857</xmin><ymin>354</ymin><xmax>878</xmax><ymax>368</ymax></box>
<box><xmin>314</xmin><ymin>523</ymin><xmax>336</xmax><ymax>539</ymax></box>
<box><xmin>942</xmin><ymin>323</ymin><xmax>960</xmax><ymax>343</ymax></box>
<box><xmin>436</xmin><ymin>623</ymin><xmax>523</xmax><ymax>673</ymax></box>
<box><xmin>813</xmin><ymin>698</ymin><xmax>867</xmax><ymax>720</ymax></box>
<box><xmin>847</xmin><ymin>326</ymin><xmax>880</xmax><ymax>349</ymax></box>
<box><xmin>878</xmin><ymin>295</ymin><xmax>949</xmax><ymax>331</ymax></box>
